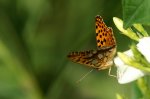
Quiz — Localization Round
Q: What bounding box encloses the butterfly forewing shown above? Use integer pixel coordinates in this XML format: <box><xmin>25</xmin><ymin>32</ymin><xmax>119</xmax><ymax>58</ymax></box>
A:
<box><xmin>95</xmin><ymin>15</ymin><xmax>116</xmax><ymax>49</ymax></box>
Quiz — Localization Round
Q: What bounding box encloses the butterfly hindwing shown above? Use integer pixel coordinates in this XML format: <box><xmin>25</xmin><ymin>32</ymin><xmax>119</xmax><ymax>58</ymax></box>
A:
<box><xmin>68</xmin><ymin>50</ymin><xmax>97</xmax><ymax>68</ymax></box>
<box><xmin>68</xmin><ymin>46</ymin><xmax>116</xmax><ymax>70</ymax></box>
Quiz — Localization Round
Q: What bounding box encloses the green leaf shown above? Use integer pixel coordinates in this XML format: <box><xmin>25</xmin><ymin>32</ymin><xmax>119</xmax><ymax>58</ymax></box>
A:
<box><xmin>133</xmin><ymin>24</ymin><xmax>149</xmax><ymax>37</ymax></box>
<box><xmin>122</xmin><ymin>0</ymin><xmax>150</xmax><ymax>28</ymax></box>
<box><xmin>137</xmin><ymin>78</ymin><xmax>150</xmax><ymax>99</ymax></box>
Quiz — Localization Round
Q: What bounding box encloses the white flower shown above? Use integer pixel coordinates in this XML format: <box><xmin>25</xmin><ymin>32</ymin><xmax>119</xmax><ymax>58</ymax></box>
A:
<box><xmin>113</xmin><ymin>17</ymin><xmax>150</xmax><ymax>84</ymax></box>
<box><xmin>114</xmin><ymin>50</ymin><xmax>145</xmax><ymax>84</ymax></box>
<box><xmin>137</xmin><ymin>37</ymin><xmax>150</xmax><ymax>63</ymax></box>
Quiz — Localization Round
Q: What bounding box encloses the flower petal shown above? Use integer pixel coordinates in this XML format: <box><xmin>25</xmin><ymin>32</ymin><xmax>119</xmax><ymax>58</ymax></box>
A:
<box><xmin>113</xmin><ymin>17</ymin><xmax>139</xmax><ymax>41</ymax></box>
<box><xmin>114</xmin><ymin>50</ymin><xmax>145</xmax><ymax>84</ymax></box>
<box><xmin>137</xmin><ymin>37</ymin><xmax>150</xmax><ymax>63</ymax></box>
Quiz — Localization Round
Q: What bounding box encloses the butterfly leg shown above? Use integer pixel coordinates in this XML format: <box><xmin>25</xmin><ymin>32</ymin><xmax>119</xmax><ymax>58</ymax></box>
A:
<box><xmin>108</xmin><ymin>66</ymin><xmax>116</xmax><ymax>77</ymax></box>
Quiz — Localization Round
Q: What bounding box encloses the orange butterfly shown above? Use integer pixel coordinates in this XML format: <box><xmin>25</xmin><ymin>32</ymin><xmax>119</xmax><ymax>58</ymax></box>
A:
<box><xmin>67</xmin><ymin>15</ymin><xmax>116</xmax><ymax>75</ymax></box>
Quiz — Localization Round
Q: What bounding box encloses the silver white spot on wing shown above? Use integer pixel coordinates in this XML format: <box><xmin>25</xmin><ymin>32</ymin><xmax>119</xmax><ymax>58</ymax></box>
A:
<box><xmin>98</xmin><ymin>54</ymin><xmax>103</xmax><ymax>59</ymax></box>
<box><xmin>92</xmin><ymin>59</ymin><xmax>98</xmax><ymax>65</ymax></box>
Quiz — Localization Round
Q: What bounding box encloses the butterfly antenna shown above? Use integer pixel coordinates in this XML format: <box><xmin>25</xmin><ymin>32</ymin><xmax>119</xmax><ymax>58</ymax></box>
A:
<box><xmin>76</xmin><ymin>69</ymin><xmax>94</xmax><ymax>83</ymax></box>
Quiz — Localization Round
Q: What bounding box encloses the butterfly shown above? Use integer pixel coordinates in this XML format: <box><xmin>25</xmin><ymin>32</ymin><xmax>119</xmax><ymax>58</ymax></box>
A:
<box><xmin>67</xmin><ymin>15</ymin><xmax>116</xmax><ymax>75</ymax></box>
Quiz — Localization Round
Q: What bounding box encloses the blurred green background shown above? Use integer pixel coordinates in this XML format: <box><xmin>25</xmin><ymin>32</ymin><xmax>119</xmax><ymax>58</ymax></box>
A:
<box><xmin>0</xmin><ymin>0</ymin><xmax>137</xmax><ymax>99</ymax></box>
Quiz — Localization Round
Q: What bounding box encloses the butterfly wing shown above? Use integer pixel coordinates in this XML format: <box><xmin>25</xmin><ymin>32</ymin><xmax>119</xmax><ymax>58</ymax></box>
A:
<box><xmin>67</xmin><ymin>15</ymin><xmax>117</xmax><ymax>70</ymax></box>
<box><xmin>67</xmin><ymin>50</ymin><xmax>98</xmax><ymax>68</ymax></box>
<box><xmin>67</xmin><ymin>47</ymin><xmax>116</xmax><ymax>70</ymax></box>
<box><xmin>95</xmin><ymin>15</ymin><xmax>116</xmax><ymax>49</ymax></box>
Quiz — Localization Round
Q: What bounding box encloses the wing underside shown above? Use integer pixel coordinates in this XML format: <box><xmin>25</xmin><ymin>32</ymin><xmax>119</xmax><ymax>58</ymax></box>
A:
<box><xmin>67</xmin><ymin>46</ymin><xmax>116</xmax><ymax>70</ymax></box>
